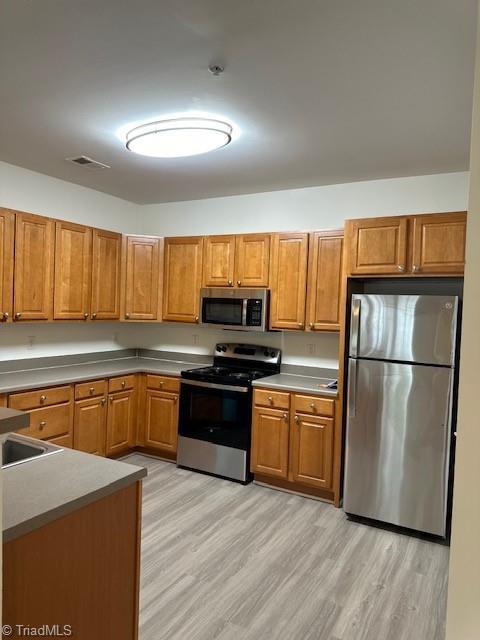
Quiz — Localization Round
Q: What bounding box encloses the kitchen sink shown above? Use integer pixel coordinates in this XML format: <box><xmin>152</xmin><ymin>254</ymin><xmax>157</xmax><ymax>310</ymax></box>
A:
<box><xmin>2</xmin><ymin>434</ymin><xmax>63</xmax><ymax>469</ymax></box>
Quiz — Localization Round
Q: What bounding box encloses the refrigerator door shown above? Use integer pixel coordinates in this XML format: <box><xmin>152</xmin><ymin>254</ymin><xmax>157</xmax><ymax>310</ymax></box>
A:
<box><xmin>350</xmin><ymin>294</ymin><xmax>458</xmax><ymax>365</ymax></box>
<box><xmin>344</xmin><ymin>358</ymin><xmax>452</xmax><ymax>536</ymax></box>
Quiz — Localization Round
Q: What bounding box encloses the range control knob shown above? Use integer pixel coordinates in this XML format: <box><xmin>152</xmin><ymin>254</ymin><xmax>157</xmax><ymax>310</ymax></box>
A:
<box><xmin>270</xmin><ymin>352</ymin><xmax>276</xmax><ymax>358</ymax></box>
<box><xmin>264</xmin><ymin>350</ymin><xmax>269</xmax><ymax>357</ymax></box>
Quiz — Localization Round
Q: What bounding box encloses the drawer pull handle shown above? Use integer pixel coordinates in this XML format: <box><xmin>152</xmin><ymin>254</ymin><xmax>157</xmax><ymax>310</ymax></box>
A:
<box><xmin>397</xmin><ymin>264</ymin><xmax>405</xmax><ymax>272</ymax></box>
<box><xmin>294</xmin><ymin>415</ymin><xmax>300</xmax><ymax>424</ymax></box>
<box><xmin>91</xmin><ymin>313</ymin><xmax>97</xmax><ymax>319</ymax></box>
<box><xmin>298</xmin><ymin>322</ymin><xmax>304</xmax><ymax>329</ymax></box>
<box><xmin>159</xmin><ymin>381</ymin><xmax>164</xmax><ymax>386</ymax></box>
<box><xmin>310</xmin><ymin>403</ymin><xmax>316</xmax><ymax>410</ymax></box>
<box><xmin>39</xmin><ymin>420</ymin><xmax>47</xmax><ymax>429</ymax></box>
<box><xmin>267</xmin><ymin>396</ymin><xmax>273</xmax><ymax>404</ymax></box>
<box><xmin>2</xmin><ymin>312</ymin><xmax>9</xmax><ymax>321</ymax></box>
<box><xmin>40</xmin><ymin>395</ymin><xmax>47</xmax><ymax>403</ymax></box>
<box><xmin>121</xmin><ymin>381</ymin><xmax>126</xmax><ymax>388</ymax></box>
<box><xmin>101</xmin><ymin>398</ymin><xmax>106</xmax><ymax>406</ymax></box>
<box><xmin>194</xmin><ymin>315</ymin><xmax>199</xmax><ymax>323</ymax></box>
<box><xmin>83</xmin><ymin>312</ymin><xmax>89</xmax><ymax>319</ymax></box>
<box><xmin>309</xmin><ymin>322</ymin><xmax>314</xmax><ymax>329</ymax></box>
<box><xmin>237</xmin><ymin>280</ymin><xmax>241</xmax><ymax>286</ymax></box>
<box><xmin>14</xmin><ymin>312</ymin><xmax>21</xmax><ymax>320</ymax></box>
<box><xmin>125</xmin><ymin>313</ymin><xmax>130</xmax><ymax>319</ymax></box>
<box><xmin>227</xmin><ymin>280</ymin><xmax>233</xmax><ymax>287</ymax></box>
<box><xmin>89</xmin><ymin>387</ymin><xmax>95</xmax><ymax>394</ymax></box>
<box><xmin>283</xmin><ymin>413</ymin><xmax>288</xmax><ymax>421</ymax></box>
<box><xmin>412</xmin><ymin>265</ymin><xmax>421</xmax><ymax>273</ymax></box>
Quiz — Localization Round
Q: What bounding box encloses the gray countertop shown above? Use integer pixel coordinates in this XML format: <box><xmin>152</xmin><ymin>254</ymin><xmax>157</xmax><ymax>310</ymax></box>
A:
<box><xmin>0</xmin><ymin>407</ymin><xmax>30</xmax><ymax>433</ymax></box>
<box><xmin>0</xmin><ymin>356</ymin><xmax>207</xmax><ymax>394</ymax></box>
<box><xmin>3</xmin><ymin>441</ymin><xmax>147</xmax><ymax>543</ymax></box>
<box><xmin>252</xmin><ymin>373</ymin><xmax>338</xmax><ymax>397</ymax></box>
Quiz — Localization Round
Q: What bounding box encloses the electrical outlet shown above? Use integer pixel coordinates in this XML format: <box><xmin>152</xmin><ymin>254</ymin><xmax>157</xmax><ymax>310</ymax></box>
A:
<box><xmin>307</xmin><ymin>343</ymin><xmax>315</xmax><ymax>355</ymax></box>
<box><xmin>192</xmin><ymin>334</ymin><xmax>199</xmax><ymax>346</ymax></box>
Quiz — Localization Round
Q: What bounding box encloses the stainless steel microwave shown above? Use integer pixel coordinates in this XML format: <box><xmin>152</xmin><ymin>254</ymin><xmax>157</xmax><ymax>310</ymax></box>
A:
<box><xmin>200</xmin><ymin>288</ymin><xmax>269</xmax><ymax>332</ymax></box>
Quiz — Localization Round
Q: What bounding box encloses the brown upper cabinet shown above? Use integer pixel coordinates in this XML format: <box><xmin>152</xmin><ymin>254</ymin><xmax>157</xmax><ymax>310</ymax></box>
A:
<box><xmin>122</xmin><ymin>235</ymin><xmax>163</xmax><ymax>321</ymax></box>
<box><xmin>203</xmin><ymin>233</ymin><xmax>271</xmax><ymax>288</ymax></box>
<box><xmin>411</xmin><ymin>212</ymin><xmax>467</xmax><ymax>275</ymax></box>
<box><xmin>269</xmin><ymin>232</ymin><xmax>309</xmax><ymax>330</ymax></box>
<box><xmin>306</xmin><ymin>230</ymin><xmax>344</xmax><ymax>332</ymax></box>
<box><xmin>54</xmin><ymin>221</ymin><xmax>92</xmax><ymax>320</ymax></box>
<box><xmin>91</xmin><ymin>229</ymin><xmax>122</xmax><ymax>320</ymax></box>
<box><xmin>203</xmin><ymin>235</ymin><xmax>236</xmax><ymax>287</ymax></box>
<box><xmin>346</xmin><ymin>212</ymin><xmax>467</xmax><ymax>276</ymax></box>
<box><xmin>14</xmin><ymin>212</ymin><xmax>55</xmax><ymax>321</ymax></box>
<box><xmin>0</xmin><ymin>209</ymin><xmax>15</xmax><ymax>322</ymax></box>
<box><xmin>163</xmin><ymin>236</ymin><xmax>204</xmax><ymax>323</ymax></box>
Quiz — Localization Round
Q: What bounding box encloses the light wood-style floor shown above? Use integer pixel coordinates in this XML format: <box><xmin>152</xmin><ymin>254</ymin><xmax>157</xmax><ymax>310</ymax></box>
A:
<box><xmin>124</xmin><ymin>454</ymin><xmax>449</xmax><ymax>640</ymax></box>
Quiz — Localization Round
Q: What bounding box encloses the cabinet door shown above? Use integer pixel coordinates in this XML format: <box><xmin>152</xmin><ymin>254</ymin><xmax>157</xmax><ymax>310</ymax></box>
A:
<box><xmin>234</xmin><ymin>233</ymin><xmax>270</xmax><ymax>287</ymax></box>
<box><xmin>106</xmin><ymin>390</ymin><xmax>135</xmax><ymax>456</ymax></box>
<box><xmin>144</xmin><ymin>390</ymin><xmax>178</xmax><ymax>453</ymax></box>
<box><xmin>306</xmin><ymin>230</ymin><xmax>344</xmax><ymax>332</ymax></box>
<box><xmin>163</xmin><ymin>236</ymin><xmax>203</xmax><ymax>323</ymax></box>
<box><xmin>269</xmin><ymin>232</ymin><xmax>308</xmax><ymax>330</ymax></box>
<box><xmin>74</xmin><ymin>396</ymin><xmax>107</xmax><ymax>456</ymax></box>
<box><xmin>290</xmin><ymin>413</ymin><xmax>334</xmax><ymax>490</ymax></box>
<box><xmin>411</xmin><ymin>212</ymin><xmax>467</xmax><ymax>275</ymax></box>
<box><xmin>54</xmin><ymin>221</ymin><xmax>92</xmax><ymax>320</ymax></box>
<box><xmin>14</xmin><ymin>212</ymin><xmax>55</xmax><ymax>321</ymax></box>
<box><xmin>203</xmin><ymin>235</ymin><xmax>235</xmax><ymax>287</ymax></box>
<box><xmin>347</xmin><ymin>217</ymin><xmax>408</xmax><ymax>275</ymax></box>
<box><xmin>124</xmin><ymin>235</ymin><xmax>162</xmax><ymax>320</ymax></box>
<box><xmin>251</xmin><ymin>406</ymin><xmax>290</xmax><ymax>478</ymax></box>
<box><xmin>91</xmin><ymin>229</ymin><xmax>121</xmax><ymax>320</ymax></box>
<box><xmin>0</xmin><ymin>209</ymin><xmax>14</xmax><ymax>322</ymax></box>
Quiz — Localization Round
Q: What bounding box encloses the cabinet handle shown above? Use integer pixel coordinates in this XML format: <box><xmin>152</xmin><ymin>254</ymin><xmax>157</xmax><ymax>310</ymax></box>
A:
<box><xmin>125</xmin><ymin>313</ymin><xmax>130</xmax><ymax>319</ymax></box>
<box><xmin>195</xmin><ymin>315</ymin><xmax>199</xmax><ymax>323</ymax></box>
<box><xmin>121</xmin><ymin>381</ymin><xmax>126</xmax><ymax>388</ymax></box>
<box><xmin>89</xmin><ymin>387</ymin><xmax>95</xmax><ymax>394</ymax></box>
<box><xmin>309</xmin><ymin>402</ymin><xmax>317</xmax><ymax>411</ymax></box>
<box><xmin>109</xmin><ymin>396</ymin><xmax>113</xmax><ymax>403</ymax></box>
<box><xmin>309</xmin><ymin>322</ymin><xmax>314</xmax><ymax>329</ymax></box>
<box><xmin>91</xmin><ymin>313</ymin><xmax>97</xmax><ymax>319</ymax></box>
<box><xmin>283</xmin><ymin>413</ymin><xmax>288</xmax><ymax>421</ymax></box>
<box><xmin>40</xmin><ymin>395</ymin><xmax>47</xmax><ymax>403</ymax></box>
<box><xmin>83</xmin><ymin>312</ymin><xmax>88</xmax><ymax>320</ymax></box>
<box><xmin>397</xmin><ymin>265</ymin><xmax>405</xmax><ymax>272</ymax></box>
<box><xmin>267</xmin><ymin>396</ymin><xmax>273</xmax><ymax>404</ymax></box>
<box><xmin>173</xmin><ymin>396</ymin><xmax>178</xmax><ymax>404</ymax></box>
<box><xmin>227</xmin><ymin>280</ymin><xmax>233</xmax><ymax>287</ymax></box>
<box><xmin>237</xmin><ymin>280</ymin><xmax>241</xmax><ymax>286</ymax></box>
<box><xmin>2</xmin><ymin>312</ymin><xmax>9</xmax><ymax>321</ymax></box>
<box><xmin>159</xmin><ymin>381</ymin><xmax>164</xmax><ymax>387</ymax></box>
<box><xmin>298</xmin><ymin>322</ymin><xmax>304</xmax><ymax>329</ymax></box>
<box><xmin>39</xmin><ymin>420</ymin><xmax>47</xmax><ymax>429</ymax></box>
<box><xmin>14</xmin><ymin>312</ymin><xmax>21</xmax><ymax>320</ymax></box>
<box><xmin>294</xmin><ymin>415</ymin><xmax>300</xmax><ymax>424</ymax></box>
<box><xmin>101</xmin><ymin>398</ymin><xmax>106</xmax><ymax>406</ymax></box>
<box><xmin>412</xmin><ymin>265</ymin><xmax>420</xmax><ymax>273</ymax></box>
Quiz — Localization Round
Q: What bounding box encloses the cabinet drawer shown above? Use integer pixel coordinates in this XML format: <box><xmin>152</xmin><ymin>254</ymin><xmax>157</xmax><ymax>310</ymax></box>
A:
<box><xmin>254</xmin><ymin>389</ymin><xmax>290</xmax><ymax>410</ymax></box>
<box><xmin>146</xmin><ymin>375</ymin><xmax>180</xmax><ymax>393</ymax></box>
<box><xmin>18</xmin><ymin>403</ymin><xmax>72</xmax><ymax>441</ymax></box>
<box><xmin>108</xmin><ymin>375</ymin><xmax>135</xmax><ymax>393</ymax></box>
<box><xmin>293</xmin><ymin>394</ymin><xmax>334</xmax><ymax>417</ymax></box>
<box><xmin>9</xmin><ymin>385</ymin><xmax>72</xmax><ymax>411</ymax></box>
<box><xmin>75</xmin><ymin>379</ymin><xmax>107</xmax><ymax>400</ymax></box>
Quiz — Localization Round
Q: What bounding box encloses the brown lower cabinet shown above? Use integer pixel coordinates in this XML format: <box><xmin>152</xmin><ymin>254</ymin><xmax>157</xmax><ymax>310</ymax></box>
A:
<box><xmin>74</xmin><ymin>395</ymin><xmax>107</xmax><ymax>456</ymax></box>
<box><xmin>251</xmin><ymin>388</ymin><xmax>337</xmax><ymax>500</ymax></box>
<box><xmin>137</xmin><ymin>374</ymin><xmax>180</xmax><ymax>456</ymax></box>
<box><xmin>106</xmin><ymin>390</ymin><xmax>136</xmax><ymax>456</ymax></box>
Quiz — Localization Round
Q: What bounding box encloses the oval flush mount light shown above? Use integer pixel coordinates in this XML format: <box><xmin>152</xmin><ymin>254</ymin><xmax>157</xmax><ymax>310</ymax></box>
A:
<box><xmin>125</xmin><ymin>117</ymin><xmax>233</xmax><ymax>158</ymax></box>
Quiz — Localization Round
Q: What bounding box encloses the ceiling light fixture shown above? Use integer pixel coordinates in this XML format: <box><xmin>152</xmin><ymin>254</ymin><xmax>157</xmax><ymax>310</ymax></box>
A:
<box><xmin>125</xmin><ymin>117</ymin><xmax>233</xmax><ymax>158</ymax></box>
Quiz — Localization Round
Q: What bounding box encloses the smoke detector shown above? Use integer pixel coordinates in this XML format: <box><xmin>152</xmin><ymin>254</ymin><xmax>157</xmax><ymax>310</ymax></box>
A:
<box><xmin>66</xmin><ymin>156</ymin><xmax>110</xmax><ymax>169</ymax></box>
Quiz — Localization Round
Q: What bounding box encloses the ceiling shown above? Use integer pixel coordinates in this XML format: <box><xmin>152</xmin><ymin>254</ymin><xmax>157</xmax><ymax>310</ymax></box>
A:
<box><xmin>0</xmin><ymin>0</ymin><xmax>477</xmax><ymax>204</ymax></box>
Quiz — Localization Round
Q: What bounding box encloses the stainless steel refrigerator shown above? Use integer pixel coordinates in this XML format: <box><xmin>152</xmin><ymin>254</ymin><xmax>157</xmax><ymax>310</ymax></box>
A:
<box><xmin>343</xmin><ymin>294</ymin><xmax>459</xmax><ymax>536</ymax></box>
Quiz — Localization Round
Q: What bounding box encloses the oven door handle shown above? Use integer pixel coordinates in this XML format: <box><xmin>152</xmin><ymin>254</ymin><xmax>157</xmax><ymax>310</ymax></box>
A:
<box><xmin>181</xmin><ymin>379</ymin><xmax>250</xmax><ymax>393</ymax></box>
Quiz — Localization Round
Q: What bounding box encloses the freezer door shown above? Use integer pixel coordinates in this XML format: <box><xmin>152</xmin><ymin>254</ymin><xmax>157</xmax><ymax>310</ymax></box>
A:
<box><xmin>344</xmin><ymin>358</ymin><xmax>452</xmax><ymax>536</ymax></box>
<box><xmin>349</xmin><ymin>294</ymin><xmax>458</xmax><ymax>365</ymax></box>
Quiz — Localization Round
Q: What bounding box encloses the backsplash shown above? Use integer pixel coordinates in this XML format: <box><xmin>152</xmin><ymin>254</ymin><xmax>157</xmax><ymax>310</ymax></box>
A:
<box><xmin>0</xmin><ymin>322</ymin><xmax>339</xmax><ymax>369</ymax></box>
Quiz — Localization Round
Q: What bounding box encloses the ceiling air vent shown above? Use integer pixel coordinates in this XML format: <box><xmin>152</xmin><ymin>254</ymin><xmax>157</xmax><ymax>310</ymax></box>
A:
<box><xmin>66</xmin><ymin>156</ymin><xmax>110</xmax><ymax>170</ymax></box>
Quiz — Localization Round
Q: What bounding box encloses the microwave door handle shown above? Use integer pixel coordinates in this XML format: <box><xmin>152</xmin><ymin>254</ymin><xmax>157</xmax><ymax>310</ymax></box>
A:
<box><xmin>242</xmin><ymin>298</ymin><xmax>248</xmax><ymax>326</ymax></box>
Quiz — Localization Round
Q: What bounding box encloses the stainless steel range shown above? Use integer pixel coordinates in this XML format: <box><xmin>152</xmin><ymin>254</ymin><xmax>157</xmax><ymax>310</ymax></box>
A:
<box><xmin>177</xmin><ymin>343</ymin><xmax>281</xmax><ymax>483</ymax></box>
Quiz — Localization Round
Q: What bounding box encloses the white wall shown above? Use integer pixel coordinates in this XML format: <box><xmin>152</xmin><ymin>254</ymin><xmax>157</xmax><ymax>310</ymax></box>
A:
<box><xmin>140</xmin><ymin>172</ymin><xmax>469</xmax><ymax>236</ymax></box>
<box><xmin>0</xmin><ymin>161</ymin><xmax>140</xmax><ymax>233</ymax></box>
<box><xmin>446</xmin><ymin>8</ymin><xmax>480</xmax><ymax>639</ymax></box>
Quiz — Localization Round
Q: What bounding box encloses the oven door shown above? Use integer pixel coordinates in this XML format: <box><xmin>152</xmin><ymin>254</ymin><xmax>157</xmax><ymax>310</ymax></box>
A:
<box><xmin>200</xmin><ymin>296</ymin><xmax>245</xmax><ymax>328</ymax></box>
<box><xmin>179</xmin><ymin>380</ymin><xmax>252</xmax><ymax>450</ymax></box>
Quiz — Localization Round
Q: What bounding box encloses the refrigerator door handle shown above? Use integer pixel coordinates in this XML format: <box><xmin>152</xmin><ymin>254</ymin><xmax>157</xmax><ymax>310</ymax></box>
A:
<box><xmin>348</xmin><ymin>359</ymin><xmax>357</xmax><ymax>418</ymax></box>
<box><xmin>350</xmin><ymin>298</ymin><xmax>361</xmax><ymax>357</ymax></box>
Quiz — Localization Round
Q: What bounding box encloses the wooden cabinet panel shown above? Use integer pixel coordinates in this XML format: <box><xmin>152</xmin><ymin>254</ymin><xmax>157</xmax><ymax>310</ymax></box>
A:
<box><xmin>203</xmin><ymin>235</ymin><xmax>235</xmax><ymax>287</ymax></box>
<box><xmin>17</xmin><ymin>403</ymin><xmax>73</xmax><ymax>441</ymax></box>
<box><xmin>306</xmin><ymin>230</ymin><xmax>343</xmax><ymax>331</ymax></box>
<box><xmin>75</xmin><ymin>379</ymin><xmax>107</xmax><ymax>400</ymax></box>
<box><xmin>144</xmin><ymin>390</ymin><xmax>178</xmax><ymax>453</ymax></box>
<box><xmin>106</xmin><ymin>390</ymin><xmax>135</xmax><ymax>456</ymax></box>
<box><xmin>253</xmin><ymin>388</ymin><xmax>290</xmax><ymax>410</ymax></box>
<box><xmin>91</xmin><ymin>228</ymin><xmax>121</xmax><ymax>320</ymax></box>
<box><xmin>290</xmin><ymin>413</ymin><xmax>334</xmax><ymax>490</ymax></box>
<box><xmin>123</xmin><ymin>235</ymin><xmax>162</xmax><ymax>320</ymax></box>
<box><xmin>14</xmin><ymin>212</ymin><xmax>54</xmax><ymax>321</ymax></box>
<box><xmin>269</xmin><ymin>232</ymin><xmax>308</xmax><ymax>330</ymax></box>
<box><xmin>251</xmin><ymin>406</ymin><xmax>290</xmax><ymax>478</ymax></box>
<box><xmin>54</xmin><ymin>221</ymin><xmax>92</xmax><ymax>320</ymax></box>
<box><xmin>347</xmin><ymin>216</ymin><xmax>408</xmax><ymax>275</ymax></box>
<box><xmin>49</xmin><ymin>433</ymin><xmax>74</xmax><ymax>448</ymax></box>
<box><xmin>163</xmin><ymin>236</ymin><xmax>203</xmax><ymax>323</ymax></box>
<box><xmin>0</xmin><ymin>208</ymin><xmax>14</xmax><ymax>322</ymax></box>
<box><xmin>108</xmin><ymin>375</ymin><xmax>136</xmax><ymax>394</ymax></box>
<box><xmin>234</xmin><ymin>234</ymin><xmax>270</xmax><ymax>287</ymax></box>
<box><xmin>145</xmin><ymin>375</ymin><xmax>180</xmax><ymax>393</ymax></box>
<box><xmin>411</xmin><ymin>212</ymin><xmax>467</xmax><ymax>275</ymax></box>
<box><xmin>9</xmin><ymin>385</ymin><xmax>72</xmax><ymax>411</ymax></box>
<box><xmin>293</xmin><ymin>394</ymin><xmax>335</xmax><ymax>417</ymax></box>
<box><xmin>74</xmin><ymin>396</ymin><xmax>107</xmax><ymax>456</ymax></box>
